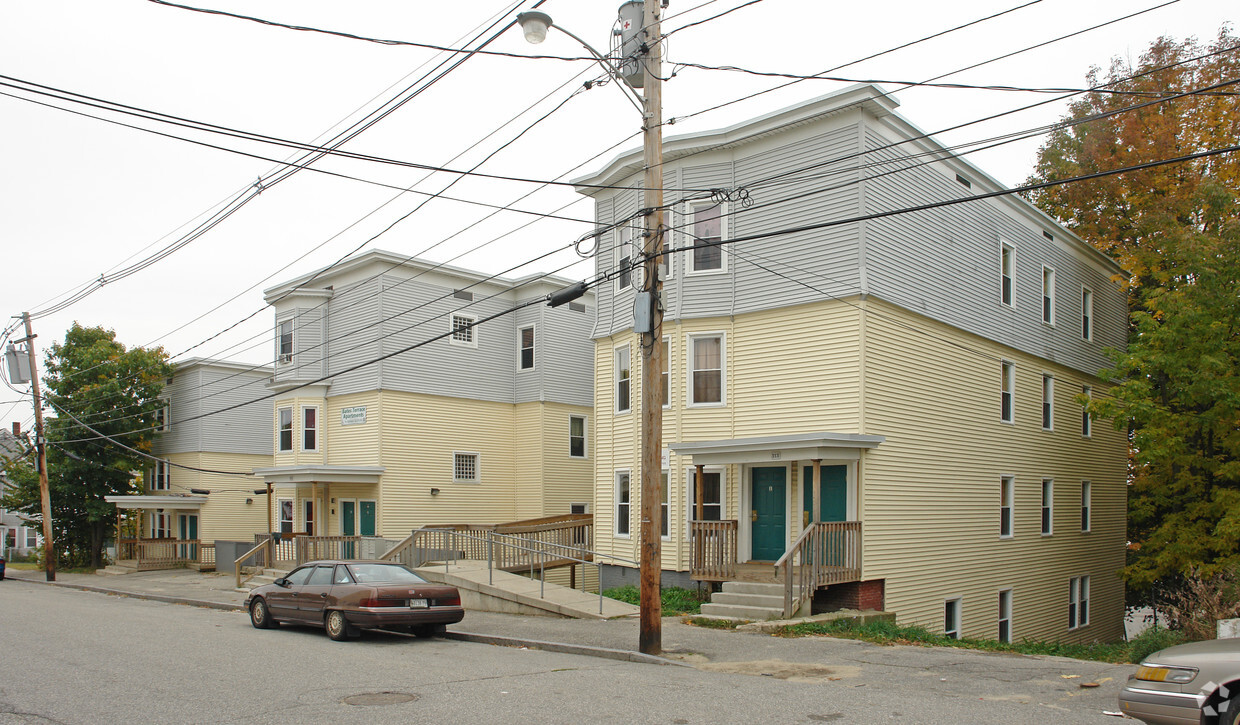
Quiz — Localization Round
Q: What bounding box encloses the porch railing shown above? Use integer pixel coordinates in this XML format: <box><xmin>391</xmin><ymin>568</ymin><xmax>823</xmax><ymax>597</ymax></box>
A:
<box><xmin>294</xmin><ymin>535</ymin><xmax>362</xmax><ymax>564</ymax></box>
<box><xmin>689</xmin><ymin>520</ymin><xmax>738</xmax><ymax>581</ymax></box>
<box><xmin>775</xmin><ymin>521</ymin><xmax>862</xmax><ymax>618</ymax></box>
<box><xmin>118</xmin><ymin>538</ymin><xmax>209</xmax><ymax>571</ymax></box>
<box><xmin>234</xmin><ymin>539</ymin><xmax>273</xmax><ymax>589</ymax></box>
<box><xmin>254</xmin><ymin>532</ymin><xmax>302</xmax><ymax>564</ymax></box>
<box><xmin>382</xmin><ymin>515</ymin><xmax>592</xmax><ymax>570</ymax></box>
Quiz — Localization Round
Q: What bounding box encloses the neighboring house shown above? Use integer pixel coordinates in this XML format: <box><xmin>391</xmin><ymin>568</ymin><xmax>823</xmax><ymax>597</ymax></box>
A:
<box><xmin>249</xmin><ymin>251</ymin><xmax>595</xmax><ymax>542</ymax></box>
<box><xmin>573</xmin><ymin>84</ymin><xmax>1127</xmax><ymax>642</ymax></box>
<box><xmin>0</xmin><ymin>428</ymin><xmax>40</xmax><ymax>558</ymax></box>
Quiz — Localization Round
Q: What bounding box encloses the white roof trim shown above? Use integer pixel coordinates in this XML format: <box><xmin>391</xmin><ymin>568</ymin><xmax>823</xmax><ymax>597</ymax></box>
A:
<box><xmin>669</xmin><ymin>432</ymin><xmax>884</xmax><ymax>465</ymax></box>
<box><xmin>104</xmin><ymin>495</ymin><xmax>207</xmax><ymax>510</ymax></box>
<box><xmin>251</xmin><ymin>465</ymin><xmax>385</xmax><ymax>485</ymax></box>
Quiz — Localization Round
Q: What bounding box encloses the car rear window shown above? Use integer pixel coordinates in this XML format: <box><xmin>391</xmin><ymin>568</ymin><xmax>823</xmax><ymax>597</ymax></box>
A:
<box><xmin>348</xmin><ymin>564</ymin><xmax>426</xmax><ymax>584</ymax></box>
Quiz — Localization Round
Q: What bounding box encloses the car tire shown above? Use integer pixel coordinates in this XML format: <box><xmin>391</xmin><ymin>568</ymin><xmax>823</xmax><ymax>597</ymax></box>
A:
<box><xmin>412</xmin><ymin>624</ymin><xmax>446</xmax><ymax>639</ymax></box>
<box><xmin>1221</xmin><ymin>695</ymin><xmax>1240</xmax><ymax>725</ymax></box>
<box><xmin>326</xmin><ymin>610</ymin><xmax>353</xmax><ymax>641</ymax></box>
<box><xmin>249</xmin><ymin>598</ymin><xmax>277</xmax><ymax>629</ymax></box>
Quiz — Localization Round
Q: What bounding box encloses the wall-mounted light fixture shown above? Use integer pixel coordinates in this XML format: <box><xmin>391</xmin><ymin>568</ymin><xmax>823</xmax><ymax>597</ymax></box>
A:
<box><xmin>430</xmin><ymin>488</ymin><xmax>441</xmax><ymax>496</ymax></box>
<box><xmin>190</xmin><ymin>488</ymin><xmax>210</xmax><ymax>495</ymax></box>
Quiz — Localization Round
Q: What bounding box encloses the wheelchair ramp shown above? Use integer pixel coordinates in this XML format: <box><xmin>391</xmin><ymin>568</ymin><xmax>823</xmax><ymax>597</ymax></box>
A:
<box><xmin>414</xmin><ymin>561</ymin><xmax>637</xmax><ymax>620</ymax></box>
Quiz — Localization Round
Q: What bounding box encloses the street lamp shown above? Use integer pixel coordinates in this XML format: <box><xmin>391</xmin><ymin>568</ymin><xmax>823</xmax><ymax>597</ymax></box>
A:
<box><xmin>518</xmin><ymin>2</ymin><xmax>666</xmax><ymax>656</ymax></box>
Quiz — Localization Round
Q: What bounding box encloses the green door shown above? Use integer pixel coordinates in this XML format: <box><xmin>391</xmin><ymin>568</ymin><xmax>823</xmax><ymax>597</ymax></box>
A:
<box><xmin>802</xmin><ymin>465</ymin><xmax>847</xmax><ymax>523</ymax></box>
<box><xmin>750</xmin><ymin>467</ymin><xmax>787</xmax><ymax>561</ymax></box>
<box><xmin>342</xmin><ymin>501</ymin><xmax>356</xmax><ymax>559</ymax></box>
<box><xmin>359</xmin><ymin>501</ymin><xmax>376</xmax><ymax>537</ymax></box>
<box><xmin>177</xmin><ymin>514</ymin><xmax>198</xmax><ymax>560</ymax></box>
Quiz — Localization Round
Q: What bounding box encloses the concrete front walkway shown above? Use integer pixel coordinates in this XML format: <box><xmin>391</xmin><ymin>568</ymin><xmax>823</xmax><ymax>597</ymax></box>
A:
<box><xmin>414</xmin><ymin>560</ymin><xmax>639</xmax><ymax>619</ymax></box>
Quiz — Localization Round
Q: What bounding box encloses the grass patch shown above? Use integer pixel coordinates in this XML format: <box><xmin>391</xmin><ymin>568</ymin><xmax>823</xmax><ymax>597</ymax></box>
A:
<box><xmin>3</xmin><ymin>563</ymin><xmax>97</xmax><ymax>574</ymax></box>
<box><xmin>602</xmin><ymin>585</ymin><xmax>710</xmax><ymax>615</ymax></box>
<box><xmin>685</xmin><ymin>616</ymin><xmax>741</xmax><ymax>629</ymax></box>
<box><xmin>775</xmin><ymin>617</ymin><xmax>1187</xmax><ymax>664</ymax></box>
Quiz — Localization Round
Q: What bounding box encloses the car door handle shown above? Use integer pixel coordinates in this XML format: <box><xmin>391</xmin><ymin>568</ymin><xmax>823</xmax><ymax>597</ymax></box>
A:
<box><xmin>320</xmin><ymin>593</ymin><xmax>328</xmax><ymax>598</ymax></box>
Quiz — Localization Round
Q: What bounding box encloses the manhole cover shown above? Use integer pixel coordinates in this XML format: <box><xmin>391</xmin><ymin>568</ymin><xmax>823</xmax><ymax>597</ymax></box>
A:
<box><xmin>341</xmin><ymin>692</ymin><xmax>419</xmax><ymax>706</ymax></box>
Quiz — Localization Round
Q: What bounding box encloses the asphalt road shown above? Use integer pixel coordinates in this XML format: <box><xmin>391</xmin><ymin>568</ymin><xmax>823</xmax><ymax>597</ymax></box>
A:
<box><xmin>0</xmin><ymin>580</ymin><xmax>1136</xmax><ymax>724</ymax></box>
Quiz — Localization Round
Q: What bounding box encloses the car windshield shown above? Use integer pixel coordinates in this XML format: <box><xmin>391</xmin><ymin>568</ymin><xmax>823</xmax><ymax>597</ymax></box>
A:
<box><xmin>347</xmin><ymin>563</ymin><xmax>426</xmax><ymax>584</ymax></box>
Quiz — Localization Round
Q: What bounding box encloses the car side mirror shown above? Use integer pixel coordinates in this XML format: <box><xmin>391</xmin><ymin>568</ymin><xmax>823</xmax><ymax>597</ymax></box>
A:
<box><xmin>274</xmin><ymin>578</ymin><xmax>289</xmax><ymax>587</ymax></box>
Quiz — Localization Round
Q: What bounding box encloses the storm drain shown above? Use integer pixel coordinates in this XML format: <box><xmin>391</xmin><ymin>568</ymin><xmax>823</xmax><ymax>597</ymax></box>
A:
<box><xmin>341</xmin><ymin>692</ymin><xmax>419</xmax><ymax>706</ymax></box>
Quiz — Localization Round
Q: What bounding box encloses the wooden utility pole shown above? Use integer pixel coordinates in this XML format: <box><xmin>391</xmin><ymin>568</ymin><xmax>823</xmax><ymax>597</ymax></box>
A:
<box><xmin>637</xmin><ymin>0</ymin><xmax>666</xmax><ymax>656</ymax></box>
<box><xmin>21</xmin><ymin>312</ymin><xmax>55</xmax><ymax>581</ymax></box>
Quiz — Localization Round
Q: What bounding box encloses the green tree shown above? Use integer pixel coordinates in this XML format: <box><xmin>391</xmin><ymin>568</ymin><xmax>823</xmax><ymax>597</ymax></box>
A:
<box><xmin>0</xmin><ymin>324</ymin><xmax>171</xmax><ymax>569</ymax></box>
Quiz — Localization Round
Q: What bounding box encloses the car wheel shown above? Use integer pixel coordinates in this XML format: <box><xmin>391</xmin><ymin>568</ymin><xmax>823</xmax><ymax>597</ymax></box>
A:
<box><xmin>326</xmin><ymin>610</ymin><xmax>353</xmax><ymax>641</ymax></box>
<box><xmin>412</xmin><ymin>624</ymin><xmax>446</xmax><ymax>639</ymax></box>
<box><xmin>1221</xmin><ymin>695</ymin><xmax>1240</xmax><ymax>725</ymax></box>
<box><xmin>249</xmin><ymin>598</ymin><xmax>277</xmax><ymax>629</ymax></box>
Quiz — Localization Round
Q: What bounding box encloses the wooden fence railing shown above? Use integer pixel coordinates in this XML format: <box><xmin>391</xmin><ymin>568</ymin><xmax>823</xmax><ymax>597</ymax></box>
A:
<box><xmin>254</xmin><ymin>532</ymin><xmax>303</xmax><ymax>563</ymax></box>
<box><xmin>689</xmin><ymin>520</ymin><xmax>738</xmax><ymax>581</ymax></box>
<box><xmin>119</xmin><ymin>538</ymin><xmax>212</xmax><ymax>572</ymax></box>
<box><xmin>295</xmin><ymin>535</ymin><xmax>362</xmax><ymax>564</ymax></box>
<box><xmin>775</xmin><ymin>521</ymin><xmax>862</xmax><ymax>618</ymax></box>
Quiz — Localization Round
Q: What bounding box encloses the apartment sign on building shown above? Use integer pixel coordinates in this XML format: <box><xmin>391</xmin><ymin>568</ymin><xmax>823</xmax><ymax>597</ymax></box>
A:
<box><xmin>341</xmin><ymin>407</ymin><xmax>367</xmax><ymax>426</ymax></box>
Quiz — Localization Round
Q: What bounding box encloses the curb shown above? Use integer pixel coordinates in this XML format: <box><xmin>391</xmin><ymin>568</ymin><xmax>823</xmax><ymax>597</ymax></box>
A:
<box><xmin>6</xmin><ymin>573</ymin><xmax>245</xmax><ymax>612</ymax></box>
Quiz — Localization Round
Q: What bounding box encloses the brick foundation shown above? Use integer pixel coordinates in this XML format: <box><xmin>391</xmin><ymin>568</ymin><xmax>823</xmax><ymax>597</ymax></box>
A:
<box><xmin>814</xmin><ymin>579</ymin><xmax>885</xmax><ymax>612</ymax></box>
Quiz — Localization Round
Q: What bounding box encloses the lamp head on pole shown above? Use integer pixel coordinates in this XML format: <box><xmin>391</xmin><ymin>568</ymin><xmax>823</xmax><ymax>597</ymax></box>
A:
<box><xmin>517</xmin><ymin>11</ymin><xmax>553</xmax><ymax>44</ymax></box>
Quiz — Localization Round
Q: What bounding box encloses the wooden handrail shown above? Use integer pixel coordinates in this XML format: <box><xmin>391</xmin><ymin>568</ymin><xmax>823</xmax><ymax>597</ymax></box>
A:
<box><xmin>234</xmin><ymin>539</ymin><xmax>272</xmax><ymax>590</ymax></box>
<box><xmin>779</xmin><ymin>521</ymin><xmax>862</xmax><ymax>618</ymax></box>
<box><xmin>379</xmin><ymin>533</ymin><xmax>416</xmax><ymax>563</ymax></box>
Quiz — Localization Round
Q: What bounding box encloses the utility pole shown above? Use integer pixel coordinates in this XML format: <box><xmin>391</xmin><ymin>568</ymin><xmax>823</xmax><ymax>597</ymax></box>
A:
<box><xmin>21</xmin><ymin>312</ymin><xmax>56</xmax><ymax>581</ymax></box>
<box><xmin>636</xmin><ymin>0</ymin><xmax>666</xmax><ymax>656</ymax></box>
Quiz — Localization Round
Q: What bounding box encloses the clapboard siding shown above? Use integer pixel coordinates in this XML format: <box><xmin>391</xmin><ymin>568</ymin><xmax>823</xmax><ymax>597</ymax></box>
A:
<box><xmin>156</xmin><ymin>362</ymin><xmax>272</xmax><ymax>456</ymax></box>
<box><xmin>161</xmin><ymin>451</ymin><xmax>272</xmax><ymax>542</ymax></box>
<box><xmin>323</xmin><ymin>278</ymin><xmax>383</xmax><ymax>395</ymax></box>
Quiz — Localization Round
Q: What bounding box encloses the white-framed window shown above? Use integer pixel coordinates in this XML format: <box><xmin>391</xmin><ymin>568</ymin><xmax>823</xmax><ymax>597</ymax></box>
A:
<box><xmin>615</xmin><ymin>345</ymin><xmax>631</xmax><ymax>414</ymax></box>
<box><xmin>1000</xmin><ymin>476</ymin><xmax>1014</xmax><ymax>538</ymax></box>
<box><xmin>1041</xmin><ymin>479</ymin><xmax>1054</xmax><ymax>536</ymax></box>
<box><xmin>277</xmin><ymin>406</ymin><xmax>293</xmax><ymax>452</ymax></box>
<box><xmin>615</xmin><ymin>470</ymin><xmax>632</xmax><ymax>537</ymax></box>
<box><xmin>1081</xmin><ymin>385</ymin><xmax>1093</xmax><ymax>437</ymax></box>
<box><xmin>303</xmin><ymin>500</ymin><xmax>315</xmax><ymax>536</ymax></box>
<box><xmin>658</xmin><ymin>215</ymin><xmax>672</xmax><ymax>280</ymax></box>
<box><xmin>151</xmin><ymin>512</ymin><xmax>171</xmax><ymax>539</ymax></box>
<box><xmin>1042</xmin><ymin>374</ymin><xmax>1054</xmax><ymax>430</ymax></box>
<box><xmin>688</xmin><ymin>202</ymin><xmax>726</xmax><ymax>273</ymax></box>
<box><xmin>998</xmin><ymin>589</ymin><xmax>1012</xmax><ymax>643</ymax></box>
<box><xmin>1081</xmin><ymin>481</ymin><xmax>1092</xmax><ymax>532</ymax></box>
<box><xmin>569</xmin><ymin>415</ymin><xmax>587</xmax><ymax>458</ymax></box>
<box><xmin>155</xmin><ymin>399</ymin><xmax>170</xmax><ymax>432</ymax></box>
<box><xmin>1042</xmin><ymin>265</ymin><xmax>1056</xmax><ymax>325</ymax></box>
<box><xmin>278</xmin><ymin>498</ymin><xmax>293</xmax><ymax>533</ymax></box>
<box><xmin>661</xmin><ymin>470</ymin><xmax>670</xmax><ymax>541</ymax></box>
<box><xmin>1069</xmin><ymin>575</ymin><xmax>1090</xmax><ymax>628</ymax></box>
<box><xmin>277</xmin><ymin>319</ymin><xmax>293</xmax><ymax>363</ymax></box>
<box><xmin>150</xmin><ymin>460</ymin><xmax>170</xmax><ymax>491</ymax></box>
<box><xmin>661</xmin><ymin>337</ymin><xmax>670</xmax><ymax>409</ymax></box>
<box><xmin>1081</xmin><ymin>287</ymin><xmax>1094</xmax><ymax>341</ymax></box>
<box><xmin>687</xmin><ymin>467</ymin><xmax>724</xmax><ymax>521</ymax></box>
<box><xmin>519</xmin><ymin>325</ymin><xmax>535</xmax><ymax>370</ymax></box>
<box><xmin>453</xmin><ymin>452</ymin><xmax>480</xmax><ymax>483</ymax></box>
<box><xmin>615</xmin><ymin>224</ymin><xmax>638</xmax><ymax>294</ymax></box>
<box><xmin>688</xmin><ymin>333</ymin><xmax>725</xmax><ymax>406</ymax></box>
<box><xmin>302</xmin><ymin>406</ymin><xmax>318</xmax><ymax>451</ymax></box>
<box><xmin>1000</xmin><ymin>241</ymin><xmax>1014</xmax><ymax>307</ymax></box>
<box><xmin>944</xmin><ymin>597</ymin><xmax>962</xmax><ymax>639</ymax></box>
<box><xmin>451</xmin><ymin>313</ymin><xmax>477</xmax><ymax>347</ymax></box>
<box><xmin>1001</xmin><ymin>361</ymin><xmax>1015</xmax><ymax>424</ymax></box>
<box><xmin>24</xmin><ymin>527</ymin><xmax>37</xmax><ymax>548</ymax></box>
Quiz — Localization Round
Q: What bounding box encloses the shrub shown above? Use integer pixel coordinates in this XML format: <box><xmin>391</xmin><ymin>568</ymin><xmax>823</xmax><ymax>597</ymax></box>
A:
<box><xmin>1162</xmin><ymin>569</ymin><xmax>1240</xmax><ymax>642</ymax></box>
<box><xmin>1125</xmin><ymin>627</ymin><xmax>1187</xmax><ymax>663</ymax></box>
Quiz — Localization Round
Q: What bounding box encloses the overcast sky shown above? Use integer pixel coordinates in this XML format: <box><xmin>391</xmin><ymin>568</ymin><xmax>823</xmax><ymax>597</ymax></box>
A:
<box><xmin>0</xmin><ymin>0</ymin><xmax>1233</xmax><ymax>429</ymax></box>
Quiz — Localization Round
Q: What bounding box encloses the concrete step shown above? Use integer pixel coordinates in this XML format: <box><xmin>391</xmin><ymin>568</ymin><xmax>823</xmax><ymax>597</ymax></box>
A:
<box><xmin>721</xmin><ymin>581</ymin><xmax>795</xmax><ymax>596</ymax></box>
<box><xmin>699</xmin><ymin>602</ymin><xmax>785</xmax><ymax>620</ymax></box>
<box><xmin>710</xmin><ymin>591</ymin><xmax>785</xmax><ymax>608</ymax></box>
<box><xmin>96</xmin><ymin>564</ymin><xmax>137</xmax><ymax>576</ymax></box>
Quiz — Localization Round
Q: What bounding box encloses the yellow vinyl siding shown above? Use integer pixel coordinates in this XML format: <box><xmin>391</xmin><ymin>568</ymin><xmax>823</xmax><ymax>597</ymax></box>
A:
<box><xmin>272</xmin><ymin>395</ymin><xmax>327</xmax><ymax>467</ymax></box>
<box><xmin>162</xmin><ymin>451</ymin><xmax>272</xmax><ymax>542</ymax></box>
<box><xmin>536</xmin><ymin>401</ymin><xmax>595</xmax><ymax>518</ymax></box>
<box><xmin>324</xmin><ymin>391</ymin><xmax>381</xmax><ymax>465</ymax></box>
<box><xmin>514</xmin><ymin>402</ymin><xmax>546</xmax><ymax>520</ymax></box>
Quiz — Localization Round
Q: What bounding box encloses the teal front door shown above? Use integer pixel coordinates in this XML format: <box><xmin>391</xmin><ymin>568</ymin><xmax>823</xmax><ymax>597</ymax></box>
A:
<box><xmin>342</xmin><ymin>501</ymin><xmax>356</xmax><ymax>559</ymax></box>
<box><xmin>750</xmin><ymin>467</ymin><xmax>786</xmax><ymax>561</ymax></box>
<box><xmin>177</xmin><ymin>514</ymin><xmax>198</xmax><ymax>560</ymax></box>
<box><xmin>802</xmin><ymin>465</ymin><xmax>847</xmax><ymax>524</ymax></box>
<box><xmin>360</xmin><ymin>501</ymin><xmax>376</xmax><ymax>537</ymax></box>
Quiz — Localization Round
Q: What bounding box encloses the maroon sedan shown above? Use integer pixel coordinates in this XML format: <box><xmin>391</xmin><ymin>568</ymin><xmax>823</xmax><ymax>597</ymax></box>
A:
<box><xmin>244</xmin><ymin>560</ymin><xmax>464</xmax><ymax>641</ymax></box>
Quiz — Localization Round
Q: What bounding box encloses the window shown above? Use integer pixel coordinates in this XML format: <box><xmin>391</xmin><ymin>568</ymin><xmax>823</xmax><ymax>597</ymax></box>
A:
<box><xmin>569</xmin><ymin>415</ymin><xmax>587</xmax><ymax>458</ymax></box>
<box><xmin>688</xmin><ymin>469</ymin><xmax>723</xmax><ymax>521</ymax></box>
<box><xmin>1000</xmin><ymin>242</ymin><xmax>1014</xmax><ymax>307</ymax></box>
<box><xmin>284</xmin><ymin>566</ymin><xmax>313</xmax><ymax>586</ymax></box>
<box><xmin>1042</xmin><ymin>266</ymin><xmax>1056</xmax><ymax>325</ymax></box>
<box><xmin>570</xmin><ymin>503</ymin><xmax>589</xmax><ymax>515</ymax></box>
<box><xmin>277</xmin><ymin>319</ymin><xmax>293</xmax><ymax>363</ymax></box>
<box><xmin>1000</xmin><ymin>476</ymin><xmax>1013</xmax><ymax>538</ymax></box>
<box><xmin>1081</xmin><ymin>482</ymin><xmax>1092</xmax><ymax>532</ymax></box>
<box><xmin>302</xmin><ymin>406</ymin><xmax>318</xmax><ymax>451</ymax></box>
<box><xmin>944</xmin><ymin>598</ymin><xmax>961</xmax><ymax>639</ymax></box>
<box><xmin>689</xmin><ymin>334</ymin><xmax>724</xmax><ymax>405</ymax></box>
<box><xmin>689</xmin><ymin>203</ymin><xmax>724</xmax><ymax>272</ymax></box>
<box><xmin>151</xmin><ymin>512</ymin><xmax>171</xmax><ymax>538</ymax></box>
<box><xmin>451</xmin><ymin>314</ymin><xmax>477</xmax><ymax>347</ymax></box>
<box><xmin>1042</xmin><ymin>375</ymin><xmax>1054</xmax><ymax>430</ymax></box>
<box><xmin>277</xmin><ymin>407</ymin><xmax>293</xmax><ymax>452</ymax></box>
<box><xmin>661</xmin><ymin>338</ymin><xmax>670</xmax><ymax>408</ymax></box>
<box><xmin>998</xmin><ymin>590</ymin><xmax>1012</xmax><ymax>643</ymax></box>
<box><xmin>1041</xmin><ymin>479</ymin><xmax>1054</xmax><ymax>535</ymax></box>
<box><xmin>25</xmin><ymin>527</ymin><xmax>37</xmax><ymax>548</ymax></box>
<box><xmin>1081</xmin><ymin>385</ymin><xmax>1092</xmax><ymax>437</ymax></box>
<box><xmin>1069</xmin><ymin>575</ymin><xmax>1090</xmax><ymax>628</ymax></box>
<box><xmin>279</xmin><ymin>499</ymin><xmax>293</xmax><ymax>533</ymax></box>
<box><xmin>615</xmin><ymin>471</ymin><xmax>632</xmax><ymax>537</ymax></box>
<box><xmin>454</xmin><ymin>452</ymin><xmax>479</xmax><ymax>482</ymax></box>
<box><xmin>150</xmin><ymin>460</ymin><xmax>170</xmax><ymax>491</ymax></box>
<box><xmin>659</xmin><ymin>218</ymin><xmax>672</xmax><ymax>280</ymax></box>
<box><xmin>519</xmin><ymin>326</ymin><xmax>535</xmax><ymax>370</ymax></box>
<box><xmin>616</xmin><ymin>224</ymin><xmax>637</xmax><ymax>293</ymax></box>
<box><xmin>615</xmin><ymin>345</ymin><xmax>631</xmax><ymax>413</ymax></box>
<box><xmin>1081</xmin><ymin>287</ymin><xmax>1094</xmax><ymax>341</ymax></box>
<box><xmin>661</xmin><ymin>471</ymin><xmax>670</xmax><ymax>541</ymax></box>
<box><xmin>155</xmin><ymin>399</ymin><xmax>170</xmax><ymax>432</ymax></box>
<box><xmin>1001</xmin><ymin>362</ymin><xmax>1015</xmax><ymax>423</ymax></box>
<box><xmin>303</xmin><ymin>500</ymin><xmax>315</xmax><ymax>536</ymax></box>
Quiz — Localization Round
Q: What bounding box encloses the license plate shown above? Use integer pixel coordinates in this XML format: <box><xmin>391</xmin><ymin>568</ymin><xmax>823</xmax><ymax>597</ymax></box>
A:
<box><xmin>409</xmin><ymin>599</ymin><xmax>428</xmax><ymax>608</ymax></box>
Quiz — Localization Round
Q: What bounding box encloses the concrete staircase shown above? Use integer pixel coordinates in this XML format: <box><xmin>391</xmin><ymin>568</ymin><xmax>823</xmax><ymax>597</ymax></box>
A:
<box><xmin>238</xmin><ymin>567</ymin><xmax>289</xmax><ymax>592</ymax></box>
<box><xmin>96</xmin><ymin>560</ymin><xmax>139</xmax><ymax>576</ymax></box>
<box><xmin>699</xmin><ymin>580</ymin><xmax>800</xmax><ymax>621</ymax></box>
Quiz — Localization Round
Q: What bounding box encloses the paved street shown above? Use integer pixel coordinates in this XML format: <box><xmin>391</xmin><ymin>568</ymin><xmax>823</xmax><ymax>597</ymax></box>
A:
<box><xmin>0</xmin><ymin>579</ymin><xmax>1136</xmax><ymax>724</ymax></box>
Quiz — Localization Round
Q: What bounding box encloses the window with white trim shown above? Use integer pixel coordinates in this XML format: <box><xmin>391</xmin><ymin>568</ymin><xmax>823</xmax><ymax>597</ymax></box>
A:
<box><xmin>1041</xmin><ymin>479</ymin><xmax>1053</xmax><ymax>535</ymax></box>
<box><xmin>660</xmin><ymin>338</ymin><xmax>670</xmax><ymax>408</ymax></box>
<box><xmin>1042</xmin><ymin>374</ymin><xmax>1054</xmax><ymax>430</ymax></box>
<box><xmin>615</xmin><ymin>345</ymin><xmax>631</xmax><ymax>413</ymax></box>
<box><xmin>688</xmin><ymin>468</ymin><xmax>723</xmax><ymax>521</ymax></box>
<box><xmin>277</xmin><ymin>407</ymin><xmax>293</xmax><ymax>452</ymax></box>
<box><xmin>998</xmin><ymin>590</ymin><xmax>1012</xmax><ymax>643</ymax></box>
<box><xmin>944</xmin><ymin>598</ymin><xmax>961</xmax><ymax>639</ymax></box>
<box><xmin>615</xmin><ymin>224</ymin><xmax>637</xmax><ymax>293</ymax></box>
<box><xmin>1000</xmin><ymin>242</ymin><xmax>1014</xmax><ymax>307</ymax></box>
<box><xmin>25</xmin><ymin>527</ymin><xmax>37</xmax><ymax>548</ymax></box>
<box><xmin>661</xmin><ymin>471</ymin><xmax>670</xmax><ymax>541</ymax></box>
<box><xmin>1000</xmin><ymin>476</ymin><xmax>1013</xmax><ymax>538</ymax></box>
<box><xmin>303</xmin><ymin>500</ymin><xmax>315</xmax><ymax>536</ymax></box>
<box><xmin>519</xmin><ymin>326</ymin><xmax>535</xmax><ymax>370</ymax></box>
<box><xmin>688</xmin><ymin>334</ymin><xmax>724</xmax><ymax>406</ymax></box>
<box><xmin>453</xmin><ymin>452</ymin><xmax>479</xmax><ymax>482</ymax></box>
<box><xmin>1081</xmin><ymin>385</ymin><xmax>1092</xmax><ymax>437</ymax></box>
<box><xmin>278</xmin><ymin>499</ymin><xmax>293</xmax><ymax>533</ymax></box>
<box><xmin>1042</xmin><ymin>266</ymin><xmax>1056</xmax><ymax>325</ymax></box>
<box><xmin>1069</xmin><ymin>575</ymin><xmax>1090</xmax><ymax>628</ymax></box>
<box><xmin>451</xmin><ymin>314</ymin><xmax>477</xmax><ymax>347</ymax></box>
<box><xmin>151</xmin><ymin>512</ymin><xmax>171</xmax><ymax>539</ymax></box>
<box><xmin>1081</xmin><ymin>287</ymin><xmax>1094</xmax><ymax>341</ymax></box>
<box><xmin>302</xmin><ymin>406</ymin><xmax>318</xmax><ymax>451</ymax></box>
<box><xmin>615</xmin><ymin>471</ymin><xmax>632</xmax><ymax>537</ymax></box>
<box><xmin>569</xmin><ymin>415</ymin><xmax>587</xmax><ymax>458</ymax></box>
<box><xmin>1001</xmin><ymin>362</ymin><xmax>1015</xmax><ymax>423</ymax></box>
<box><xmin>155</xmin><ymin>399</ymin><xmax>170</xmax><ymax>432</ymax></box>
<box><xmin>277</xmin><ymin>319</ymin><xmax>293</xmax><ymax>363</ymax></box>
<box><xmin>150</xmin><ymin>460</ymin><xmax>170</xmax><ymax>491</ymax></box>
<box><xmin>1081</xmin><ymin>481</ymin><xmax>1092</xmax><ymax>532</ymax></box>
<box><xmin>689</xmin><ymin>203</ymin><xmax>724</xmax><ymax>273</ymax></box>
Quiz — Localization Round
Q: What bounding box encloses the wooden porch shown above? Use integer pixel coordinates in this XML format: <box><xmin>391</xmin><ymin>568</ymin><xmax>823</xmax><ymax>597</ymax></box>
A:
<box><xmin>117</xmin><ymin>539</ymin><xmax>216</xmax><ymax>572</ymax></box>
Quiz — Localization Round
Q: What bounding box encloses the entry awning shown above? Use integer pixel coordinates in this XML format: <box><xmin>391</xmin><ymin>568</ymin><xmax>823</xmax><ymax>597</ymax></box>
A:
<box><xmin>104</xmin><ymin>494</ymin><xmax>207</xmax><ymax>510</ymax></box>
<box><xmin>669</xmin><ymin>431</ymin><xmax>884</xmax><ymax>465</ymax></box>
<box><xmin>251</xmin><ymin>465</ymin><xmax>384</xmax><ymax>485</ymax></box>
